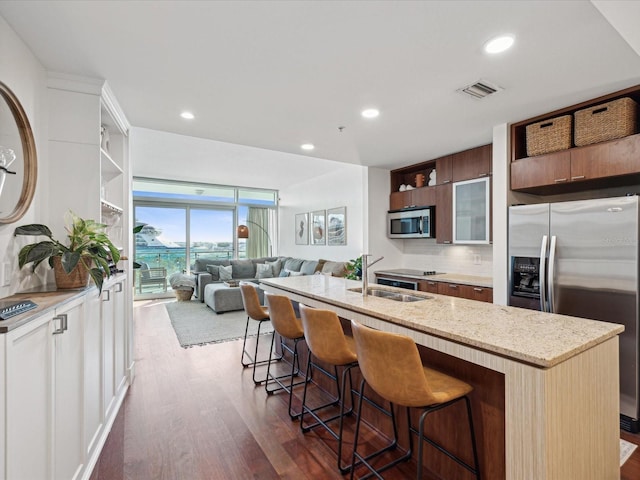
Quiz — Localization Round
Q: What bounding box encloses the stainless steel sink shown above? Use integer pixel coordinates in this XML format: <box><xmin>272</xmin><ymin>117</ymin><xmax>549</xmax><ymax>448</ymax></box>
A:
<box><xmin>348</xmin><ymin>287</ymin><xmax>429</xmax><ymax>302</ymax></box>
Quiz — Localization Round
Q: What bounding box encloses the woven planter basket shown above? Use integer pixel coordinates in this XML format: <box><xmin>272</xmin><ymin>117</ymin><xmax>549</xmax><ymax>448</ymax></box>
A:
<box><xmin>53</xmin><ymin>255</ymin><xmax>90</xmax><ymax>290</ymax></box>
<box><xmin>574</xmin><ymin>97</ymin><xmax>638</xmax><ymax>147</ymax></box>
<box><xmin>175</xmin><ymin>288</ymin><xmax>194</xmax><ymax>301</ymax></box>
<box><xmin>526</xmin><ymin>114</ymin><xmax>572</xmax><ymax>157</ymax></box>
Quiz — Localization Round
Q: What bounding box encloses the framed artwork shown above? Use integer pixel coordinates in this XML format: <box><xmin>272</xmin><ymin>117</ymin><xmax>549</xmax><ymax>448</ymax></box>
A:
<box><xmin>327</xmin><ymin>207</ymin><xmax>346</xmax><ymax>245</ymax></box>
<box><xmin>310</xmin><ymin>210</ymin><xmax>326</xmax><ymax>245</ymax></box>
<box><xmin>295</xmin><ymin>212</ymin><xmax>308</xmax><ymax>245</ymax></box>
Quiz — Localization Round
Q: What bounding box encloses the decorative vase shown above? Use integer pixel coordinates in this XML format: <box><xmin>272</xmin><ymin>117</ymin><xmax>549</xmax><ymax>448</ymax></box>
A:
<box><xmin>415</xmin><ymin>173</ymin><xmax>425</xmax><ymax>188</ymax></box>
<box><xmin>52</xmin><ymin>256</ymin><xmax>90</xmax><ymax>289</ymax></box>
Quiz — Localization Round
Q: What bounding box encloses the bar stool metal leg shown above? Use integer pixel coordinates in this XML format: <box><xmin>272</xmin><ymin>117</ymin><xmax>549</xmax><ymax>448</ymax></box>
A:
<box><xmin>264</xmin><ymin>335</ymin><xmax>310</xmax><ymax>419</ymax></box>
<box><xmin>240</xmin><ymin>315</ymin><xmax>282</xmax><ymax>384</ymax></box>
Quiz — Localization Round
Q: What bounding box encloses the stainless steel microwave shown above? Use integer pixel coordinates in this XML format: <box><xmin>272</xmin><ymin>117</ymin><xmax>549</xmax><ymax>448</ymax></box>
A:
<box><xmin>387</xmin><ymin>208</ymin><xmax>434</xmax><ymax>238</ymax></box>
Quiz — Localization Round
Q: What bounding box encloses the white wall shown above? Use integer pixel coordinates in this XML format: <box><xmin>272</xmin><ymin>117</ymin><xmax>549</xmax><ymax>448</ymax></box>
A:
<box><xmin>130</xmin><ymin>127</ymin><xmax>368</xmax><ymax>262</ymax></box>
<box><xmin>0</xmin><ymin>16</ymin><xmax>48</xmax><ymax>297</ymax></box>
<box><xmin>279</xmin><ymin>164</ymin><xmax>364</xmax><ymax>261</ymax></box>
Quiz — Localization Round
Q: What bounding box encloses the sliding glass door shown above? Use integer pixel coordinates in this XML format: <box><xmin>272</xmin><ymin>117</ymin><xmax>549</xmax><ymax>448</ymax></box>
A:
<box><xmin>134</xmin><ymin>206</ymin><xmax>186</xmax><ymax>298</ymax></box>
<box><xmin>189</xmin><ymin>208</ymin><xmax>235</xmax><ymax>265</ymax></box>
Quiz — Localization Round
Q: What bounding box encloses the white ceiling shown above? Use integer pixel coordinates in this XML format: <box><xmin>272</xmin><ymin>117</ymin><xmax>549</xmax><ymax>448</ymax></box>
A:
<box><xmin>1</xmin><ymin>0</ymin><xmax>639</xmax><ymax>170</ymax></box>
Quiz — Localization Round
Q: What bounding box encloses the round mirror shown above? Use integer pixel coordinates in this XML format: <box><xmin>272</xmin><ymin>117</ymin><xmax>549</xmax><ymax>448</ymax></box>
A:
<box><xmin>0</xmin><ymin>81</ymin><xmax>37</xmax><ymax>224</ymax></box>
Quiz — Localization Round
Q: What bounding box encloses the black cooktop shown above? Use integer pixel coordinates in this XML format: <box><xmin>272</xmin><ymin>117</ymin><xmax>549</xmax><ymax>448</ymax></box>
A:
<box><xmin>377</xmin><ymin>269</ymin><xmax>444</xmax><ymax>277</ymax></box>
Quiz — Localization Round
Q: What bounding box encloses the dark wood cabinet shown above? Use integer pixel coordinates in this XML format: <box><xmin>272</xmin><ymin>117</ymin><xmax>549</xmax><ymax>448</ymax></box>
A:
<box><xmin>571</xmin><ymin>134</ymin><xmax>640</xmax><ymax>180</ymax></box>
<box><xmin>460</xmin><ymin>285</ymin><xmax>493</xmax><ymax>303</ymax></box>
<box><xmin>511</xmin><ymin>134</ymin><xmax>640</xmax><ymax>193</ymax></box>
<box><xmin>435</xmin><ymin>183</ymin><xmax>452</xmax><ymax>244</ymax></box>
<box><xmin>436</xmin><ymin>155</ymin><xmax>453</xmax><ymax>184</ymax></box>
<box><xmin>452</xmin><ymin>144</ymin><xmax>492</xmax><ymax>182</ymax></box>
<box><xmin>435</xmin><ymin>281</ymin><xmax>493</xmax><ymax>302</ymax></box>
<box><xmin>511</xmin><ymin>151</ymin><xmax>571</xmax><ymax>190</ymax></box>
<box><xmin>510</xmin><ymin>84</ymin><xmax>640</xmax><ymax>194</ymax></box>
<box><xmin>419</xmin><ymin>280</ymin><xmax>438</xmax><ymax>294</ymax></box>
<box><xmin>389</xmin><ymin>187</ymin><xmax>436</xmax><ymax>211</ymax></box>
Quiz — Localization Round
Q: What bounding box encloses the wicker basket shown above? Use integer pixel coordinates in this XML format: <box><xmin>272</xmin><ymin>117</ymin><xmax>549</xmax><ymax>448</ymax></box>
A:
<box><xmin>53</xmin><ymin>255</ymin><xmax>90</xmax><ymax>289</ymax></box>
<box><xmin>526</xmin><ymin>114</ymin><xmax>572</xmax><ymax>157</ymax></box>
<box><xmin>175</xmin><ymin>288</ymin><xmax>194</xmax><ymax>301</ymax></box>
<box><xmin>574</xmin><ymin>97</ymin><xmax>638</xmax><ymax>147</ymax></box>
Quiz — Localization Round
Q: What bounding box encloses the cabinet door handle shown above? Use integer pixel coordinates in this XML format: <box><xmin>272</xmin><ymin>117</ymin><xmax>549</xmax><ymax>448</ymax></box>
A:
<box><xmin>554</xmin><ymin>178</ymin><xmax>568</xmax><ymax>183</ymax></box>
<box><xmin>427</xmin><ymin>281</ymin><xmax>436</xmax><ymax>286</ymax></box>
<box><xmin>115</xmin><ymin>282</ymin><xmax>123</xmax><ymax>293</ymax></box>
<box><xmin>449</xmin><ymin>284</ymin><xmax>458</xmax><ymax>289</ymax></box>
<box><xmin>443</xmin><ymin>240</ymin><xmax>451</xmax><ymax>244</ymax></box>
<box><xmin>102</xmin><ymin>290</ymin><xmax>110</xmax><ymax>302</ymax></box>
<box><xmin>442</xmin><ymin>180</ymin><xmax>451</xmax><ymax>184</ymax></box>
<box><xmin>473</xmin><ymin>287</ymin><xmax>483</xmax><ymax>292</ymax></box>
<box><xmin>571</xmin><ymin>175</ymin><xmax>585</xmax><ymax>181</ymax></box>
<box><xmin>478</xmin><ymin>173</ymin><xmax>489</xmax><ymax>177</ymax></box>
<box><xmin>52</xmin><ymin>314</ymin><xmax>68</xmax><ymax>335</ymax></box>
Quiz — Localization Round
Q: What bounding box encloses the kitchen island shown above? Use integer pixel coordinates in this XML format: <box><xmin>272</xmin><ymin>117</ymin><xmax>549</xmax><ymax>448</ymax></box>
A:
<box><xmin>260</xmin><ymin>274</ymin><xmax>624</xmax><ymax>480</ymax></box>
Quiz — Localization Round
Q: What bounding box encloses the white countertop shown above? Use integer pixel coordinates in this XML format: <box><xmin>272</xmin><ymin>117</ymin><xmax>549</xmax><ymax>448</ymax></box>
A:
<box><xmin>375</xmin><ymin>269</ymin><xmax>493</xmax><ymax>288</ymax></box>
<box><xmin>260</xmin><ymin>275</ymin><xmax>623</xmax><ymax>368</ymax></box>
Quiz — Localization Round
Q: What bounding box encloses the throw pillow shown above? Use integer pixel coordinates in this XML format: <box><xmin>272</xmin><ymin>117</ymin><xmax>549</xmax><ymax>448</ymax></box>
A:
<box><xmin>321</xmin><ymin>261</ymin><xmax>347</xmax><ymax>277</ymax></box>
<box><xmin>283</xmin><ymin>258</ymin><xmax>304</xmax><ymax>272</ymax></box>
<box><xmin>231</xmin><ymin>259</ymin><xmax>255</xmax><ymax>279</ymax></box>
<box><xmin>206</xmin><ymin>264</ymin><xmax>220</xmax><ymax>281</ymax></box>
<box><xmin>218</xmin><ymin>265</ymin><xmax>233</xmax><ymax>281</ymax></box>
<box><xmin>278</xmin><ymin>269</ymin><xmax>290</xmax><ymax>278</ymax></box>
<box><xmin>256</xmin><ymin>263</ymin><xmax>274</xmax><ymax>279</ymax></box>
<box><xmin>300</xmin><ymin>260</ymin><xmax>318</xmax><ymax>275</ymax></box>
<box><xmin>285</xmin><ymin>269</ymin><xmax>304</xmax><ymax>277</ymax></box>
<box><xmin>268</xmin><ymin>258</ymin><xmax>282</xmax><ymax>277</ymax></box>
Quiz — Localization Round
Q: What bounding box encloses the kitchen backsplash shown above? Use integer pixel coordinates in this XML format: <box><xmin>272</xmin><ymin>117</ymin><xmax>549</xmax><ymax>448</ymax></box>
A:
<box><xmin>401</xmin><ymin>242</ymin><xmax>493</xmax><ymax>277</ymax></box>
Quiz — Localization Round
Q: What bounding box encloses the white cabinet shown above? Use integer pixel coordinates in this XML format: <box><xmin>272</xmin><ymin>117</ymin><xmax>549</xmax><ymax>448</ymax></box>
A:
<box><xmin>113</xmin><ymin>278</ymin><xmax>127</xmax><ymax>393</ymax></box>
<box><xmin>84</xmin><ymin>292</ymin><xmax>104</xmax><ymax>459</ymax></box>
<box><xmin>53</xmin><ymin>298</ymin><xmax>85</xmax><ymax>480</ymax></box>
<box><xmin>47</xmin><ymin>74</ymin><xmax>130</xmax><ymax>271</ymax></box>
<box><xmin>1</xmin><ymin>275</ymin><xmax>130</xmax><ymax>480</ymax></box>
<box><xmin>4</xmin><ymin>297</ymin><xmax>85</xmax><ymax>480</ymax></box>
<box><xmin>5</xmin><ymin>310</ymin><xmax>52</xmax><ymax>480</ymax></box>
<box><xmin>452</xmin><ymin>177</ymin><xmax>490</xmax><ymax>244</ymax></box>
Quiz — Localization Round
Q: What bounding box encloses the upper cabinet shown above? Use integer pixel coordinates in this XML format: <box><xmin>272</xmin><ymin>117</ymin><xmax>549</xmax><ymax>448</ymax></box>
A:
<box><xmin>47</xmin><ymin>75</ymin><xmax>130</xmax><ymax>252</ymax></box>
<box><xmin>453</xmin><ymin>177</ymin><xmax>490</xmax><ymax>244</ymax></box>
<box><xmin>452</xmin><ymin>144</ymin><xmax>492</xmax><ymax>182</ymax></box>
<box><xmin>389</xmin><ymin>144</ymin><xmax>492</xmax><ymax>244</ymax></box>
<box><xmin>510</xmin><ymin>84</ymin><xmax>640</xmax><ymax>194</ymax></box>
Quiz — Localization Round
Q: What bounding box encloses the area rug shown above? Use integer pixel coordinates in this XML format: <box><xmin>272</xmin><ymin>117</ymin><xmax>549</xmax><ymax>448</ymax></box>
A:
<box><xmin>621</xmin><ymin>438</ymin><xmax>637</xmax><ymax>466</ymax></box>
<box><xmin>165</xmin><ymin>300</ymin><xmax>273</xmax><ymax>348</ymax></box>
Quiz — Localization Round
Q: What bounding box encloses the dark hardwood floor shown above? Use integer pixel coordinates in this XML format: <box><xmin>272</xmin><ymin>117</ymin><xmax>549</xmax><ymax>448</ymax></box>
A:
<box><xmin>91</xmin><ymin>300</ymin><xmax>640</xmax><ymax>480</ymax></box>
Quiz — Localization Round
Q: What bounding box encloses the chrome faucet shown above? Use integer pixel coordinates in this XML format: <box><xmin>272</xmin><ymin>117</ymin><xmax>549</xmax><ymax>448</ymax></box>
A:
<box><xmin>361</xmin><ymin>254</ymin><xmax>384</xmax><ymax>297</ymax></box>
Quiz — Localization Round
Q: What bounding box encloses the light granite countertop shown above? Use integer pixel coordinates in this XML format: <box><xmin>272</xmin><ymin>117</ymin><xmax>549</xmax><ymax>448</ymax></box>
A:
<box><xmin>375</xmin><ymin>269</ymin><xmax>493</xmax><ymax>288</ymax></box>
<box><xmin>260</xmin><ymin>275</ymin><xmax>623</xmax><ymax>368</ymax></box>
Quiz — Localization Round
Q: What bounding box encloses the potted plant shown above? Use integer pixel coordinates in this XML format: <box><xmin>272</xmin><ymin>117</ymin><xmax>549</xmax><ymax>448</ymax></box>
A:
<box><xmin>345</xmin><ymin>255</ymin><xmax>363</xmax><ymax>280</ymax></box>
<box><xmin>14</xmin><ymin>211</ymin><xmax>121</xmax><ymax>293</ymax></box>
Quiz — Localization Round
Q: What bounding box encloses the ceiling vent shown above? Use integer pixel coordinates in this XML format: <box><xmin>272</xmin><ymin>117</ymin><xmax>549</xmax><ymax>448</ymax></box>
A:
<box><xmin>458</xmin><ymin>80</ymin><xmax>503</xmax><ymax>99</ymax></box>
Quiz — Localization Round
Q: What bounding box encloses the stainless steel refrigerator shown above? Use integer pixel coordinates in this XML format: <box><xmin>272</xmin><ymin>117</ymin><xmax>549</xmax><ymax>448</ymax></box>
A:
<box><xmin>508</xmin><ymin>195</ymin><xmax>639</xmax><ymax>433</ymax></box>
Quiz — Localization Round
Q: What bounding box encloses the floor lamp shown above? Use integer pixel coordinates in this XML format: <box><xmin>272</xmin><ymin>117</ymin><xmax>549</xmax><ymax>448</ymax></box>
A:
<box><xmin>238</xmin><ymin>220</ymin><xmax>273</xmax><ymax>257</ymax></box>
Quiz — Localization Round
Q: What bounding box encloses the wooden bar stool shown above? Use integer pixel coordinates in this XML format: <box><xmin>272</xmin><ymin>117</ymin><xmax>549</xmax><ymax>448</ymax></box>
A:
<box><xmin>239</xmin><ymin>282</ymin><xmax>281</xmax><ymax>384</ymax></box>
<box><xmin>299</xmin><ymin>305</ymin><xmax>396</xmax><ymax>474</ymax></box>
<box><xmin>350</xmin><ymin>320</ymin><xmax>481</xmax><ymax>480</ymax></box>
<box><xmin>264</xmin><ymin>292</ymin><xmax>310</xmax><ymax>419</ymax></box>
<box><xmin>299</xmin><ymin>304</ymin><xmax>359</xmax><ymax>473</ymax></box>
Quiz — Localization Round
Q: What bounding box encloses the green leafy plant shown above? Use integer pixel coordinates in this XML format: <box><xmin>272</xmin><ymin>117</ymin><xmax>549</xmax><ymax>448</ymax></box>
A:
<box><xmin>132</xmin><ymin>224</ymin><xmax>143</xmax><ymax>269</ymax></box>
<box><xmin>345</xmin><ymin>255</ymin><xmax>363</xmax><ymax>280</ymax></box>
<box><xmin>14</xmin><ymin>211</ymin><xmax>121</xmax><ymax>293</ymax></box>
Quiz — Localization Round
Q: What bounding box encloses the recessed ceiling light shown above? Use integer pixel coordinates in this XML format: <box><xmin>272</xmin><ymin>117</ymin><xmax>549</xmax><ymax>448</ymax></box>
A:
<box><xmin>180</xmin><ymin>111</ymin><xmax>195</xmax><ymax>120</ymax></box>
<box><xmin>361</xmin><ymin>108</ymin><xmax>380</xmax><ymax>119</ymax></box>
<box><xmin>484</xmin><ymin>35</ymin><xmax>515</xmax><ymax>54</ymax></box>
<box><xmin>301</xmin><ymin>143</ymin><xmax>315</xmax><ymax>151</ymax></box>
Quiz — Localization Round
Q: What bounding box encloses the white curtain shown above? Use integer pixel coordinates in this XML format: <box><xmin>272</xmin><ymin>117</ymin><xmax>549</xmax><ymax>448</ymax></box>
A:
<box><xmin>247</xmin><ymin>207</ymin><xmax>271</xmax><ymax>258</ymax></box>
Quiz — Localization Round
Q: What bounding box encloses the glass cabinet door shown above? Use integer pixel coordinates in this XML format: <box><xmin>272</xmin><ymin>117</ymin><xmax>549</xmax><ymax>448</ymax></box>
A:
<box><xmin>452</xmin><ymin>177</ymin><xmax>490</xmax><ymax>243</ymax></box>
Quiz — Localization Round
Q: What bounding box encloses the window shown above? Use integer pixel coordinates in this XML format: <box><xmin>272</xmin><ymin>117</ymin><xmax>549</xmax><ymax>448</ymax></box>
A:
<box><xmin>132</xmin><ymin>178</ymin><xmax>278</xmax><ymax>298</ymax></box>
